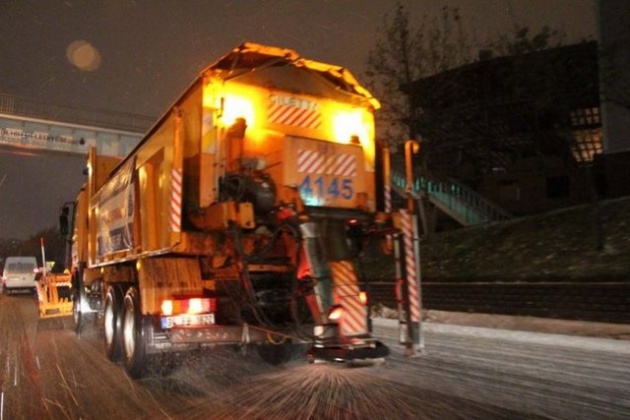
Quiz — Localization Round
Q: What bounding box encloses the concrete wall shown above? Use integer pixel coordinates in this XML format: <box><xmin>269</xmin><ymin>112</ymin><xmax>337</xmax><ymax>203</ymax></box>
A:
<box><xmin>477</xmin><ymin>156</ymin><xmax>593</xmax><ymax>215</ymax></box>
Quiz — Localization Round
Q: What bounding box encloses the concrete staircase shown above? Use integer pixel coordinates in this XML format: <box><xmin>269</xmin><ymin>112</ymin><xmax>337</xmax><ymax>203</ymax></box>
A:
<box><xmin>390</xmin><ymin>170</ymin><xmax>513</xmax><ymax>226</ymax></box>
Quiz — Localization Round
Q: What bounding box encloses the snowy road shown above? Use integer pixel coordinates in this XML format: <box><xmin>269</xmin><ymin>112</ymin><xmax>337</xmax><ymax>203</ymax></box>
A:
<box><xmin>1</xmin><ymin>294</ymin><xmax>628</xmax><ymax>419</ymax></box>
<box><xmin>373</xmin><ymin>319</ymin><xmax>630</xmax><ymax>419</ymax></box>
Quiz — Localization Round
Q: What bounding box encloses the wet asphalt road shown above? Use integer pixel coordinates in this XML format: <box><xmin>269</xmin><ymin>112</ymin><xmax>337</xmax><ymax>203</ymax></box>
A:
<box><xmin>1</xmin><ymin>293</ymin><xmax>628</xmax><ymax>419</ymax></box>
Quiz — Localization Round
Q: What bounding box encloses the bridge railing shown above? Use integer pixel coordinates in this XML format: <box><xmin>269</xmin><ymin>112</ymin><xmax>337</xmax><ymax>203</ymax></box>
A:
<box><xmin>391</xmin><ymin>170</ymin><xmax>513</xmax><ymax>226</ymax></box>
<box><xmin>0</xmin><ymin>93</ymin><xmax>155</xmax><ymax>133</ymax></box>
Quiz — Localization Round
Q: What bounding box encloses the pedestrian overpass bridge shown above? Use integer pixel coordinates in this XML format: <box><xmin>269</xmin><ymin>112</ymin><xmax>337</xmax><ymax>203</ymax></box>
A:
<box><xmin>0</xmin><ymin>93</ymin><xmax>154</xmax><ymax>158</ymax></box>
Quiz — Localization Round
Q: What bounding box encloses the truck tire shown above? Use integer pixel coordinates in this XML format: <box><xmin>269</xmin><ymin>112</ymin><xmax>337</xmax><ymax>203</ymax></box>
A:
<box><xmin>104</xmin><ymin>285</ymin><xmax>125</xmax><ymax>361</ymax></box>
<box><xmin>122</xmin><ymin>287</ymin><xmax>147</xmax><ymax>378</ymax></box>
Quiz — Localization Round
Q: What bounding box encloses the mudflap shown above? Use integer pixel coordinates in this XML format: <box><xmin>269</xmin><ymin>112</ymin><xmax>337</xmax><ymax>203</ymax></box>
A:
<box><xmin>306</xmin><ymin>338</ymin><xmax>389</xmax><ymax>364</ymax></box>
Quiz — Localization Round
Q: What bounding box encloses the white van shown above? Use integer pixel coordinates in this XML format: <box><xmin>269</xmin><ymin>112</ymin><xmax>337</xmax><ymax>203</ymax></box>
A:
<box><xmin>2</xmin><ymin>256</ymin><xmax>38</xmax><ymax>294</ymax></box>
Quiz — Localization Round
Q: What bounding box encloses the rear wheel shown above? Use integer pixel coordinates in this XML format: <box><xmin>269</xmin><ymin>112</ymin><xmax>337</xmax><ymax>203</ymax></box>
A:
<box><xmin>122</xmin><ymin>287</ymin><xmax>147</xmax><ymax>378</ymax></box>
<box><xmin>104</xmin><ymin>285</ymin><xmax>125</xmax><ymax>361</ymax></box>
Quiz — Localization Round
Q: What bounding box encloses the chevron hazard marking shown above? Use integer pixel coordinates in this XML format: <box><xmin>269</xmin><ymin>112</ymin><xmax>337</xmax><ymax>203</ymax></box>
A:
<box><xmin>330</xmin><ymin>260</ymin><xmax>367</xmax><ymax>336</ymax></box>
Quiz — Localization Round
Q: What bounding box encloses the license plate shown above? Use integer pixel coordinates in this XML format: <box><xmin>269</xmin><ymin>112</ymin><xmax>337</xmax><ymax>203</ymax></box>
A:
<box><xmin>161</xmin><ymin>313</ymin><xmax>215</xmax><ymax>329</ymax></box>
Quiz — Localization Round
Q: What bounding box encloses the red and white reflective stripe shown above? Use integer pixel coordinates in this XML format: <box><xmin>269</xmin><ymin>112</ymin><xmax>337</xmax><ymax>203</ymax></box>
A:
<box><xmin>384</xmin><ymin>182</ymin><xmax>391</xmax><ymax>213</ymax></box>
<box><xmin>330</xmin><ymin>261</ymin><xmax>367</xmax><ymax>336</ymax></box>
<box><xmin>170</xmin><ymin>168</ymin><xmax>182</xmax><ymax>232</ymax></box>
<box><xmin>401</xmin><ymin>209</ymin><xmax>421</xmax><ymax>322</ymax></box>
<box><xmin>268</xmin><ymin>102</ymin><xmax>321</xmax><ymax>129</ymax></box>
<box><xmin>384</xmin><ymin>149</ymin><xmax>391</xmax><ymax>212</ymax></box>
<box><xmin>297</xmin><ymin>149</ymin><xmax>356</xmax><ymax>176</ymax></box>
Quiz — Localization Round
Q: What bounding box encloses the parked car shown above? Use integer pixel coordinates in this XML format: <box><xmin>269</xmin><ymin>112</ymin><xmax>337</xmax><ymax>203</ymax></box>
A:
<box><xmin>2</xmin><ymin>256</ymin><xmax>38</xmax><ymax>294</ymax></box>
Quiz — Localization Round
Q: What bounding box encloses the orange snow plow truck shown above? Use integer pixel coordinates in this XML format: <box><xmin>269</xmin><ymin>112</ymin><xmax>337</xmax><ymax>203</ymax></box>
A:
<box><xmin>63</xmin><ymin>42</ymin><xmax>390</xmax><ymax>378</ymax></box>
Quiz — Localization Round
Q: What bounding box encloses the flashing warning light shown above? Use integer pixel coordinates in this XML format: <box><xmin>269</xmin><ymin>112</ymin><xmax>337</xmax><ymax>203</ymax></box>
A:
<box><xmin>333</xmin><ymin>110</ymin><xmax>368</xmax><ymax>145</ymax></box>
<box><xmin>222</xmin><ymin>94</ymin><xmax>255</xmax><ymax>127</ymax></box>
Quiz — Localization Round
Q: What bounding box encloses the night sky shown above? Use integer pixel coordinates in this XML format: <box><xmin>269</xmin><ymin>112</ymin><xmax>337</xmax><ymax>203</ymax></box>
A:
<box><xmin>0</xmin><ymin>0</ymin><xmax>597</xmax><ymax>240</ymax></box>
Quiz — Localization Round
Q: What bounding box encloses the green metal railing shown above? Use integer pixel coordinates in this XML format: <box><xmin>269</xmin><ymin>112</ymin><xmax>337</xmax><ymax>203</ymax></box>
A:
<box><xmin>391</xmin><ymin>169</ymin><xmax>513</xmax><ymax>226</ymax></box>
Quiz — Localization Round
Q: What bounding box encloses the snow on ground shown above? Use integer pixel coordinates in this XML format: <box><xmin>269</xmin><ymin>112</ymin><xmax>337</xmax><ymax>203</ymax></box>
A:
<box><xmin>372</xmin><ymin>306</ymin><xmax>630</xmax><ymax>343</ymax></box>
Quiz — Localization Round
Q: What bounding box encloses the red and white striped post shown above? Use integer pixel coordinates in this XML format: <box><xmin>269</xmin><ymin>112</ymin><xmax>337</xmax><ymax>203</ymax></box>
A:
<box><xmin>383</xmin><ymin>146</ymin><xmax>392</xmax><ymax>214</ymax></box>
<box><xmin>400</xmin><ymin>209</ymin><xmax>424</xmax><ymax>354</ymax></box>
<box><xmin>400</xmin><ymin>140</ymin><xmax>424</xmax><ymax>355</ymax></box>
